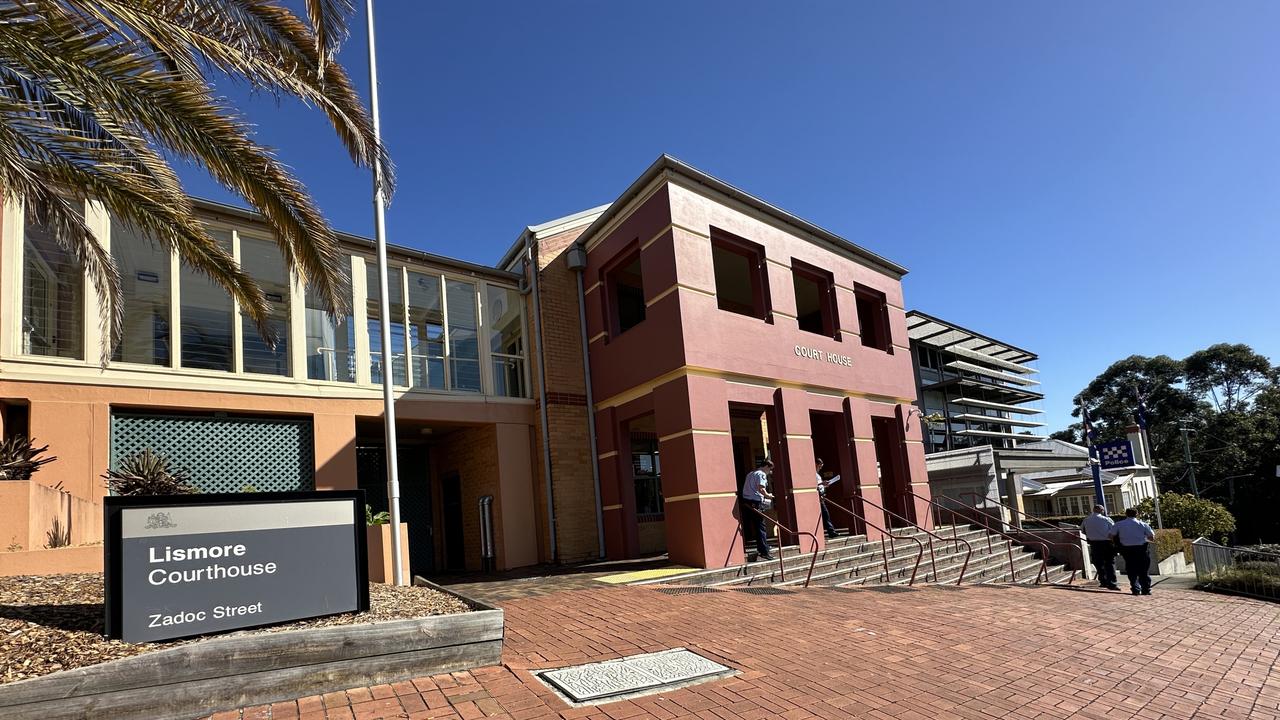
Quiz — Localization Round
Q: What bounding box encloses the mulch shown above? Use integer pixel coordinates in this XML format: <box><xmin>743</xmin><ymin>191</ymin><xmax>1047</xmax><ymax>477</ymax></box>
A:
<box><xmin>0</xmin><ymin>573</ymin><xmax>472</xmax><ymax>685</ymax></box>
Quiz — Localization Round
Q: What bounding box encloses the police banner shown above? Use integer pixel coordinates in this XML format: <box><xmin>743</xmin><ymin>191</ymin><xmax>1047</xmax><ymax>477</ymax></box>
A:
<box><xmin>1096</xmin><ymin>439</ymin><xmax>1136</xmax><ymax>470</ymax></box>
<box><xmin>105</xmin><ymin>491</ymin><xmax>368</xmax><ymax>642</ymax></box>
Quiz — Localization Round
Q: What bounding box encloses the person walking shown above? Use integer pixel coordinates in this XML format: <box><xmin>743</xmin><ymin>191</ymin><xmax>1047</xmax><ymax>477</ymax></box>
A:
<box><xmin>740</xmin><ymin>459</ymin><xmax>775</xmax><ymax>561</ymax></box>
<box><xmin>1080</xmin><ymin>505</ymin><xmax>1120</xmax><ymax>590</ymax></box>
<box><xmin>816</xmin><ymin>458</ymin><xmax>838</xmax><ymax>539</ymax></box>
<box><xmin>1110</xmin><ymin>507</ymin><xmax>1156</xmax><ymax>595</ymax></box>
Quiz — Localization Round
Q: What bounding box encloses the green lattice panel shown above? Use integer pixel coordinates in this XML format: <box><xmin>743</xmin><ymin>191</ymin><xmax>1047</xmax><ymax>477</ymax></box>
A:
<box><xmin>110</xmin><ymin>413</ymin><xmax>315</xmax><ymax>493</ymax></box>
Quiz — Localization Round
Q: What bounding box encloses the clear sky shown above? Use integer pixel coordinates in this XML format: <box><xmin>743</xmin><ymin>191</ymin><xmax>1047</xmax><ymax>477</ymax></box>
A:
<box><xmin>181</xmin><ymin>2</ymin><xmax>1280</xmax><ymax>433</ymax></box>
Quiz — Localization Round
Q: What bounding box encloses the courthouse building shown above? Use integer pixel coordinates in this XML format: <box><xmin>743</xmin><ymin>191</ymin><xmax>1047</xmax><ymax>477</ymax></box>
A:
<box><xmin>0</xmin><ymin>155</ymin><xmax>930</xmax><ymax>572</ymax></box>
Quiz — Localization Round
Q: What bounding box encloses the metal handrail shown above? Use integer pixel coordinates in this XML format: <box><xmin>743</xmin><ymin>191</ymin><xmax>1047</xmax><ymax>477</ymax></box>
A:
<box><xmin>956</xmin><ymin>491</ymin><xmax>1065</xmax><ymax>532</ymax></box>
<box><xmin>906</xmin><ymin>491</ymin><xmax>1058</xmax><ymax>585</ymax></box>
<box><xmin>819</xmin><ymin>497</ymin><xmax>925</xmax><ymax>586</ymax></box>
<box><xmin>856</xmin><ymin>493</ymin><xmax>974</xmax><ymax>584</ymax></box>
<box><xmin>952</xmin><ymin>492</ymin><xmax>1080</xmax><ymax>585</ymax></box>
<box><xmin>749</xmin><ymin>508</ymin><xmax>820</xmax><ymax>588</ymax></box>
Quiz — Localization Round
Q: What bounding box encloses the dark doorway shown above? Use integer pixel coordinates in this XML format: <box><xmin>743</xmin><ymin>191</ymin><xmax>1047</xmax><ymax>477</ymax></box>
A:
<box><xmin>356</xmin><ymin>443</ymin><xmax>436</xmax><ymax>575</ymax></box>
<box><xmin>871</xmin><ymin>416</ymin><xmax>915</xmax><ymax>527</ymax></box>
<box><xmin>442</xmin><ymin>472</ymin><xmax>465</xmax><ymax>571</ymax></box>
<box><xmin>810</xmin><ymin>410</ymin><xmax>861</xmax><ymax>535</ymax></box>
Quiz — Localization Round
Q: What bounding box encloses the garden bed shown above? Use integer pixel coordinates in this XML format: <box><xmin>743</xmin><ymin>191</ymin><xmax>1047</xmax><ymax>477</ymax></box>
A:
<box><xmin>0</xmin><ymin>573</ymin><xmax>501</xmax><ymax>720</ymax></box>
<box><xmin>0</xmin><ymin>572</ymin><xmax>471</xmax><ymax>684</ymax></box>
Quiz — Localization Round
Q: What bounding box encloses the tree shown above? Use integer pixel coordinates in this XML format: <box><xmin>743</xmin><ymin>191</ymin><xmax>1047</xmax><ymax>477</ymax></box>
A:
<box><xmin>1136</xmin><ymin>493</ymin><xmax>1235</xmax><ymax>542</ymax></box>
<box><xmin>1184</xmin><ymin>343</ymin><xmax>1278</xmax><ymax>414</ymax></box>
<box><xmin>1065</xmin><ymin>355</ymin><xmax>1202</xmax><ymax>463</ymax></box>
<box><xmin>0</xmin><ymin>0</ymin><xmax>390</xmax><ymax>359</ymax></box>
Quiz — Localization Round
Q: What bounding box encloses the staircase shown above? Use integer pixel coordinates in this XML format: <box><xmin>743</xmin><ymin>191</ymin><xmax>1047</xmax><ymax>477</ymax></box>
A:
<box><xmin>636</xmin><ymin>525</ymin><xmax>1077</xmax><ymax>589</ymax></box>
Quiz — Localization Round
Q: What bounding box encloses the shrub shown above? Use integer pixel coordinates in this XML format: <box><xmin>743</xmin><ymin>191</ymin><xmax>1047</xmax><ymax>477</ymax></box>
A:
<box><xmin>1183</xmin><ymin>539</ymin><xmax>1194</xmax><ymax>565</ymax></box>
<box><xmin>104</xmin><ymin>450</ymin><xmax>197</xmax><ymax>496</ymax></box>
<box><xmin>1203</xmin><ymin>565</ymin><xmax>1280</xmax><ymax>601</ymax></box>
<box><xmin>0</xmin><ymin>435</ymin><xmax>56</xmax><ymax>480</ymax></box>
<box><xmin>365</xmin><ymin>505</ymin><xmax>390</xmax><ymax>526</ymax></box>
<box><xmin>1136</xmin><ymin>493</ymin><xmax>1235</xmax><ymax>542</ymax></box>
<box><xmin>1152</xmin><ymin>528</ymin><xmax>1184</xmax><ymax>562</ymax></box>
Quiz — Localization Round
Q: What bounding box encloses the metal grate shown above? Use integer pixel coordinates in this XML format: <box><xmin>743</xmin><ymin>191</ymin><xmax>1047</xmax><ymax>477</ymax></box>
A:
<box><xmin>111</xmin><ymin>412</ymin><xmax>314</xmax><ymax>493</ymax></box>
<box><xmin>653</xmin><ymin>587</ymin><xmax>722</xmax><ymax>595</ymax></box>
<box><xmin>734</xmin><ymin>586</ymin><xmax>793</xmax><ymax>595</ymax></box>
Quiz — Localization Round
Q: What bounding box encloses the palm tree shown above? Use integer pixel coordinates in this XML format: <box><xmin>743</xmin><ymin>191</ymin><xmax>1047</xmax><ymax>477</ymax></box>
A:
<box><xmin>0</xmin><ymin>0</ymin><xmax>392</xmax><ymax>359</ymax></box>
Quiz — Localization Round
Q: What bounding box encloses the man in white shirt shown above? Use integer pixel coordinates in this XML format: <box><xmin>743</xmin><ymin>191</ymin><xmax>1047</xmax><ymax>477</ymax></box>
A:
<box><xmin>740</xmin><ymin>459</ymin><xmax>775</xmax><ymax>561</ymax></box>
<box><xmin>1110</xmin><ymin>507</ymin><xmax>1156</xmax><ymax>595</ymax></box>
<box><xmin>1080</xmin><ymin>505</ymin><xmax>1120</xmax><ymax>590</ymax></box>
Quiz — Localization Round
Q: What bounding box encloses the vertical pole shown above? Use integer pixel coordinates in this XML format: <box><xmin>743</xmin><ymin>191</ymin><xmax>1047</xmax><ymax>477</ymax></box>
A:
<box><xmin>364</xmin><ymin>0</ymin><xmax>404</xmax><ymax>585</ymax></box>
<box><xmin>1181</xmin><ymin>427</ymin><xmax>1199</xmax><ymax>498</ymax></box>
<box><xmin>1139</xmin><ymin>425</ymin><xmax>1163</xmax><ymax>528</ymax></box>
<box><xmin>1088</xmin><ymin>444</ymin><xmax>1106</xmax><ymax>510</ymax></box>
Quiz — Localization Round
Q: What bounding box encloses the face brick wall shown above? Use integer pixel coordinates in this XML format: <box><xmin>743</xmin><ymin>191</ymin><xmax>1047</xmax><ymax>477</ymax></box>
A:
<box><xmin>524</xmin><ymin>226</ymin><xmax>604</xmax><ymax>564</ymax></box>
<box><xmin>433</xmin><ymin>424</ymin><xmax>502</xmax><ymax>572</ymax></box>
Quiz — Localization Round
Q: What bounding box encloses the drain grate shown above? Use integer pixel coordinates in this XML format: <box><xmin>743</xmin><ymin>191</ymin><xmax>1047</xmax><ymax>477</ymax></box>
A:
<box><xmin>537</xmin><ymin>648</ymin><xmax>734</xmax><ymax>704</ymax></box>
<box><xmin>733</xmin><ymin>586</ymin><xmax>792</xmax><ymax>595</ymax></box>
<box><xmin>653</xmin><ymin>586</ymin><xmax>722</xmax><ymax>595</ymax></box>
<box><xmin>866</xmin><ymin>585</ymin><xmax>916</xmax><ymax>593</ymax></box>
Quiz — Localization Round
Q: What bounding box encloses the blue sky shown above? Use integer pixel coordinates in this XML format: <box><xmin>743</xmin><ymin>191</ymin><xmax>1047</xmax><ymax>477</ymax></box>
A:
<box><xmin>181</xmin><ymin>2</ymin><xmax>1280</xmax><ymax>433</ymax></box>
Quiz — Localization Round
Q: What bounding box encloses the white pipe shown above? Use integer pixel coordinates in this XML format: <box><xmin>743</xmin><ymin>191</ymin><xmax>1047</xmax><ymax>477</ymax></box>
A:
<box><xmin>364</xmin><ymin>0</ymin><xmax>404</xmax><ymax>585</ymax></box>
<box><xmin>574</xmin><ymin>265</ymin><xmax>606</xmax><ymax>558</ymax></box>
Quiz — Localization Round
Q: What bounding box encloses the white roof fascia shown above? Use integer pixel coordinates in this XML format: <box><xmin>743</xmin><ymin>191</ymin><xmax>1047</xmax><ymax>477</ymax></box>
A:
<box><xmin>945</xmin><ymin>360</ymin><xmax>1041</xmax><ymax>386</ymax></box>
<box><xmin>951</xmin><ymin>414</ymin><xmax>1046</xmax><ymax>428</ymax></box>
<box><xmin>948</xmin><ymin>345</ymin><xmax>1037</xmax><ymax>374</ymax></box>
<box><xmin>953</xmin><ymin>397</ymin><xmax>1042</xmax><ymax>415</ymax></box>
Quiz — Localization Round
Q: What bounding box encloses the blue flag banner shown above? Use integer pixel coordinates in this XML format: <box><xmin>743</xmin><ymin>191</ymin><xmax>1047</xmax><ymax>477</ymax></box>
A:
<box><xmin>1097</xmin><ymin>439</ymin><xmax>1136</xmax><ymax>470</ymax></box>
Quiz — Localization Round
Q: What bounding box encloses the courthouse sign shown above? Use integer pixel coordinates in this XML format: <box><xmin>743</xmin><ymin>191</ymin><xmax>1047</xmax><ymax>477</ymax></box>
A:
<box><xmin>105</xmin><ymin>491</ymin><xmax>369</xmax><ymax>642</ymax></box>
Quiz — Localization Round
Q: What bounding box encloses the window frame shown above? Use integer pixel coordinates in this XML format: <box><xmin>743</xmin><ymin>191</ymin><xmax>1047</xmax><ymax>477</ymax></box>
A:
<box><xmin>854</xmin><ymin>284</ymin><xmax>893</xmax><ymax>353</ymax></box>
<box><xmin>710</xmin><ymin>229</ymin><xmax>772</xmax><ymax>322</ymax></box>
<box><xmin>601</xmin><ymin>243</ymin><xmax>646</xmax><ymax>339</ymax></box>
<box><xmin>790</xmin><ymin>258</ymin><xmax>839</xmax><ymax>339</ymax></box>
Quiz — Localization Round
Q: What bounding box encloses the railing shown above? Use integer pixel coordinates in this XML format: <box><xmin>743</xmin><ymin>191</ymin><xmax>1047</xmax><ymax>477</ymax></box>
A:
<box><xmin>819</xmin><ymin>497</ymin><xmax>925</xmax><ymax>586</ymax></box>
<box><xmin>953</xmin><ymin>492</ymin><xmax>1082</xmax><ymax>584</ymax></box>
<box><xmin>857</xmin><ymin>493</ymin><xmax>973</xmax><ymax>584</ymax></box>
<box><xmin>749</xmin><ymin>507</ymin><xmax>820</xmax><ymax>588</ymax></box>
<box><xmin>1192</xmin><ymin>539</ymin><xmax>1280</xmax><ymax>602</ymax></box>
<box><xmin>905</xmin><ymin>491</ymin><xmax>1057</xmax><ymax>585</ymax></box>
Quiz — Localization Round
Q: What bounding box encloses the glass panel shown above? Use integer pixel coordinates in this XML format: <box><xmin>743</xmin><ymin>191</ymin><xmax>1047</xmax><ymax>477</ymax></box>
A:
<box><xmin>407</xmin><ymin>272</ymin><xmax>445</xmax><ymax>390</ymax></box>
<box><xmin>22</xmin><ymin>208</ymin><xmax>84</xmax><ymax>359</ymax></box>
<box><xmin>486</xmin><ymin>284</ymin><xmax>525</xmax><ymax>398</ymax></box>
<box><xmin>445</xmin><ymin>279</ymin><xmax>480</xmax><ymax>392</ymax></box>
<box><xmin>305</xmin><ymin>257</ymin><xmax>355</xmax><ymax>382</ymax></box>
<box><xmin>239</xmin><ymin>235</ymin><xmax>290</xmax><ymax>376</ymax></box>
<box><xmin>366</xmin><ymin>262</ymin><xmax>406</xmax><ymax>386</ymax></box>
<box><xmin>180</xmin><ymin>229</ymin><xmax>234</xmax><ymax>371</ymax></box>
<box><xmin>111</xmin><ymin>219</ymin><xmax>170</xmax><ymax>366</ymax></box>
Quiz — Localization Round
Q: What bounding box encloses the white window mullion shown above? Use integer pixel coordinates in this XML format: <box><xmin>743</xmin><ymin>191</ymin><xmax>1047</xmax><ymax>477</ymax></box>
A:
<box><xmin>399</xmin><ymin>266</ymin><xmax>410</xmax><ymax>388</ymax></box>
<box><xmin>230</xmin><ymin>229</ymin><xmax>244</xmax><ymax>374</ymax></box>
<box><xmin>83</xmin><ymin>199</ymin><xmax>107</xmax><ymax>362</ymax></box>
<box><xmin>351</xmin><ymin>256</ymin><xmax>371</xmax><ymax>385</ymax></box>
<box><xmin>439</xmin><ymin>273</ymin><xmax>451</xmax><ymax>392</ymax></box>
<box><xmin>288</xmin><ymin>268</ymin><xmax>306</xmax><ymax>380</ymax></box>
<box><xmin>4</xmin><ymin>198</ymin><xmax>25</xmax><ymax>357</ymax></box>
<box><xmin>169</xmin><ymin>245</ymin><xmax>181</xmax><ymax>369</ymax></box>
<box><xmin>477</xmin><ymin>282</ymin><xmax>493</xmax><ymax>396</ymax></box>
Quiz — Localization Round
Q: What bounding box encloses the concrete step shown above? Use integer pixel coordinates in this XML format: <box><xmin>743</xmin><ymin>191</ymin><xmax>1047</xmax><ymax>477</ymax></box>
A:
<box><xmin>711</xmin><ymin>536</ymin><xmax>942</xmax><ymax>588</ymax></box>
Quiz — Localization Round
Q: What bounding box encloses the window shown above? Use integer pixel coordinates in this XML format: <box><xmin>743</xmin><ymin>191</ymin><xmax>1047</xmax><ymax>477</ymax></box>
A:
<box><xmin>604</xmin><ymin>249</ymin><xmax>645</xmax><ymax>336</ymax></box>
<box><xmin>180</xmin><ymin>228</ymin><xmax>234</xmax><ymax>371</ymax></box>
<box><xmin>791</xmin><ymin>260</ymin><xmax>837</xmax><ymax>338</ymax></box>
<box><xmin>304</xmin><ymin>260</ymin><xmax>355</xmax><ymax>382</ymax></box>
<box><xmin>111</xmin><ymin>220</ymin><xmax>170</xmax><ymax>366</ymax></box>
<box><xmin>487</xmin><ymin>285</ymin><xmax>526</xmax><ymax>398</ymax></box>
<box><xmin>22</xmin><ymin>208</ymin><xmax>85</xmax><ymax>359</ymax></box>
<box><xmin>711</xmin><ymin>232</ymin><xmax>770</xmax><ymax>320</ymax></box>
<box><xmin>407</xmin><ymin>271</ymin><xmax>445</xmax><ymax>390</ymax></box>
<box><xmin>855</xmin><ymin>285</ymin><xmax>891</xmax><ymax>352</ymax></box>
<box><xmin>366</xmin><ymin>263</ymin><xmax>407</xmax><ymax>385</ymax></box>
<box><xmin>631</xmin><ymin>433</ymin><xmax>662</xmax><ymax>517</ymax></box>
<box><xmin>445</xmin><ymin>279</ymin><xmax>481</xmax><ymax>392</ymax></box>
<box><xmin>240</xmin><ymin>235</ymin><xmax>290</xmax><ymax>376</ymax></box>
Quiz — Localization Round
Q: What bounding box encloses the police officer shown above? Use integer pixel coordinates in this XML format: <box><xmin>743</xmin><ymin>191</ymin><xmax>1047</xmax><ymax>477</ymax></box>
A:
<box><xmin>1110</xmin><ymin>507</ymin><xmax>1156</xmax><ymax>595</ymax></box>
<box><xmin>1080</xmin><ymin>505</ymin><xmax>1120</xmax><ymax>590</ymax></box>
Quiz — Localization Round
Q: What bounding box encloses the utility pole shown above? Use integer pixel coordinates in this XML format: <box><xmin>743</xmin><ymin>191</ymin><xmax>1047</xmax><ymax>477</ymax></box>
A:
<box><xmin>1180</xmin><ymin>427</ymin><xmax>1199</xmax><ymax>498</ymax></box>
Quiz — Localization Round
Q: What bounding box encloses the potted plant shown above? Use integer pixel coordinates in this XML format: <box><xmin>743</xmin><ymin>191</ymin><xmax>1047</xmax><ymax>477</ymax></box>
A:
<box><xmin>365</xmin><ymin>504</ymin><xmax>410</xmax><ymax>583</ymax></box>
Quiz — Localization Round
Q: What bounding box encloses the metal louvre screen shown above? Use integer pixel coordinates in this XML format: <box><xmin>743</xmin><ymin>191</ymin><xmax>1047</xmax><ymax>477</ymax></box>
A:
<box><xmin>110</xmin><ymin>413</ymin><xmax>315</xmax><ymax>493</ymax></box>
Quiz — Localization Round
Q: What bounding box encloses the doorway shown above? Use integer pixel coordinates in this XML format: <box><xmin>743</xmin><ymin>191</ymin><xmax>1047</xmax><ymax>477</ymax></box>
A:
<box><xmin>441</xmin><ymin>472</ymin><xmax>465</xmax><ymax>571</ymax></box>
<box><xmin>356</xmin><ymin>442</ymin><xmax>436</xmax><ymax>575</ymax></box>
<box><xmin>871</xmin><ymin>416</ymin><xmax>915</xmax><ymax>527</ymax></box>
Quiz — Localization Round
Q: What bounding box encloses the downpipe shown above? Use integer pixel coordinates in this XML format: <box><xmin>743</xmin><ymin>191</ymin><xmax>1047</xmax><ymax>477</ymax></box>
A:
<box><xmin>569</xmin><ymin>244</ymin><xmax>607</xmax><ymax>559</ymax></box>
<box><xmin>526</xmin><ymin>238</ymin><xmax>558</xmax><ymax>562</ymax></box>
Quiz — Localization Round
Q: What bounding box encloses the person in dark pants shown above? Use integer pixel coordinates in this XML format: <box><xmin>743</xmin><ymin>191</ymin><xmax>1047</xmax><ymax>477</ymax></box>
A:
<box><xmin>1110</xmin><ymin>507</ymin><xmax>1156</xmax><ymax>595</ymax></box>
<box><xmin>816</xmin><ymin>458</ymin><xmax>838</xmax><ymax>539</ymax></box>
<box><xmin>1080</xmin><ymin>504</ymin><xmax>1120</xmax><ymax>590</ymax></box>
<box><xmin>740</xmin><ymin>458</ymin><xmax>775</xmax><ymax>561</ymax></box>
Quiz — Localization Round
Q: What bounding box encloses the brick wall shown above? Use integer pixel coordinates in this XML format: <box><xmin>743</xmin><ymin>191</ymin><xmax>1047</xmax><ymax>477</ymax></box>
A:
<box><xmin>524</xmin><ymin>227</ymin><xmax>603</xmax><ymax>564</ymax></box>
<box><xmin>433</xmin><ymin>424</ymin><xmax>501</xmax><ymax>572</ymax></box>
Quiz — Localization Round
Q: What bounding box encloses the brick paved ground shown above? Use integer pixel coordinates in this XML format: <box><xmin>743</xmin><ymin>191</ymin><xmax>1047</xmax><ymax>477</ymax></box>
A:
<box><xmin>208</xmin><ymin>584</ymin><xmax>1280</xmax><ymax>720</ymax></box>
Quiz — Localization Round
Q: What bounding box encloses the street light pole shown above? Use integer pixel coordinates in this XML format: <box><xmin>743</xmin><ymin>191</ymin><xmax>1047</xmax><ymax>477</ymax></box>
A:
<box><xmin>364</xmin><ymin>0</ymin><xmax>404</xmax><ymax>586</ymax></box>
<box><xmin>1180</xmin><ymin>427</ymin><xmax>1199</xmax><ymax>499</ymax></box>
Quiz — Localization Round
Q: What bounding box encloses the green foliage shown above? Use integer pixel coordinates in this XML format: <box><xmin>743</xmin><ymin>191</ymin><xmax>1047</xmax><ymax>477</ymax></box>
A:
<box><xmin>1136</xmin><ymin>493</ymin><xmax>1234</xmax><ymax>542</ymax></box>
<box><xmin>104</xmin><ymin>450</ymin><xmax>197</xmax><ymax>496</ymax></box>
<box><xmin>1184</xmin><ymin>344</ymin><xmax>1277</xmax><ymax>414</ymax></box>
<box><xmin>1201</xmin><ymin>563</ymin><xmax>1280</xmax><ymax>601</ymax></box>
<box><xmin>1152</xmin><ymin>528</ymin><xmax>1184</xmax><ymax>563</ymax></box>
<box><xmin>365</xmin><ymin>505</ymin><xmax>390</xmax><ymax>526</ymax></box>
<box><xmin>0</xmin><ymin>435</ymin><xmax>56</xmax><ymax>480</ymax></box>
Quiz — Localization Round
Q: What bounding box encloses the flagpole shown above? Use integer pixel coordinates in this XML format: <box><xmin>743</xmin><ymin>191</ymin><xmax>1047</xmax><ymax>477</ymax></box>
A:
<box><xmin>1135</xmin><ymin>387</ymin><xmax>1163</xmax><ymax>529</ymax></box>
<box><xmin>364</xmin><ymin>0</ymin><xmax>405</xmax><ymax>586</ymax></box>
<box><xmin>1083</xmin><ymin>405</ymin><xmax>1107</xmax><ymax>510</ymax></box>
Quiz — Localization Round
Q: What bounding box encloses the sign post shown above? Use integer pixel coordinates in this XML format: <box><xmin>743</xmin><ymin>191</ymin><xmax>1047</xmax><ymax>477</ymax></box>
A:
<box><xmin>105</xmin><ymin>491</ymin><xmax>368</xmax><ymax>643</ymax></box>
